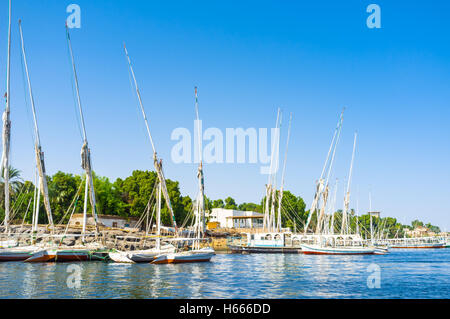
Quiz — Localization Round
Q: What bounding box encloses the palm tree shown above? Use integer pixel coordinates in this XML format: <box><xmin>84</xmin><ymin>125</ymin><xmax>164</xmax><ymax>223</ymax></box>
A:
<box><xmin>0</xmin><ymin>166</ymin><xmax>25</xmax><ymax>207</ymax></box>
<box><xmin>0</xmin><ymin>166</ymin><xmax>24</xmax><ymax>194</ymax></box>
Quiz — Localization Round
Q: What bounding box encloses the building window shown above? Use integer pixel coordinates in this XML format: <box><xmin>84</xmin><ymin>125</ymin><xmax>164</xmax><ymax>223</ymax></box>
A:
<box><xmin>112</xmin><ymin>222</ymin><xmax>118</xmax><ymax>228</ymax></box>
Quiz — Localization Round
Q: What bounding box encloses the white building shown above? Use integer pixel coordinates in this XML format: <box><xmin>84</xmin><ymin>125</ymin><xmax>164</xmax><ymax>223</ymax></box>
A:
<box><xmin>209</xmin><ymin>208</ymin><xmax>263</xmax><ymax>229</ymax></box>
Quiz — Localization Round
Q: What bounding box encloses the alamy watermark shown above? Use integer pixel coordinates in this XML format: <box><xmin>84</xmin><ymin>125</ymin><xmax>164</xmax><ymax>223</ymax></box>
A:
<box><xmin>366</xmin><ymin>4</ymin><xmax>381</xmax><ymax>29</ymax></box>
<box><xmin>366</xmin><ymin>263</ymin><xmax>381</xmax><ymax>289</ymax></box>
<box><xmin>66</xmin><ymin>264</ymin><xmax>82</xmax><ymax>289</ymax></box>
<box><xmin>66</xmin><ymin>4</ymin><xmax>81</xmax><ymax>29</ymax></box>
<box><xmin>171</xmin><ymin>121</ymin><xmax>280</xmax><ymax>175</ymax></box>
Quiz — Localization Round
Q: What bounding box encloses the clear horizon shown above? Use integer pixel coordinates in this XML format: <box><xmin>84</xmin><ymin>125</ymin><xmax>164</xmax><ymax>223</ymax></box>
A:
<box><xmin>1</xmin><ymin>1</ymin><xmax>449</xmax><ymax>230</ymax></box>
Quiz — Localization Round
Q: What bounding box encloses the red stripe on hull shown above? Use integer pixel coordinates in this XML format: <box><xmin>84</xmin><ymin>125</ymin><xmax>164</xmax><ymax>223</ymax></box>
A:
<box><xmin>302</xmin><ymin>251</ymin><xmax>374</xmax><ymax>255</ymax></box>
<box><xmin>26</xmin><ymin>251</ymin><xmax>91</xmax><ymax>262</ymax></box>
<box><xmin>168</xmin><ymin>258</ymin><xmax>211</xmax><ymax>264</ymax></box>
<box><xmin>391</xmin><ymin>246</ymin><xmax>445</xmax><ymax>249</ymax></box>
<box><xmin>25</xmin><ymin>254</ymin><xmax>56</xmax><ymax>262</ymax></box>
<box><xmin>0</xmin><ymin>255</ymin><xmax>30</xmax><ymax>261</ymax></box>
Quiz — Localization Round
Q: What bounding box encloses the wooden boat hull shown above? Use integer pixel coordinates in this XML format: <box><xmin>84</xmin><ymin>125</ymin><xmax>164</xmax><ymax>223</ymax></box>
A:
<box><xmin>108</xmin><ymin>252</ymin><xmax>135</xmax><ymax>263</ymax></box>
<box><xmin>390</xmin><ymin>244</ymin><xmax>445</xmax><ymax>249</ymax></box>
<box><xmin>0</xmin><ymin>251</ymin><xmax>35</xmax><ymax>261</ymax></box>
<box><xmin>24</xmin><ymin>250</ymin><xmax>56</xmax><ymax>262</ymax></box>
<box><xmin>127</xmin><ymin>253</ymin><xmax>158</xmax><ymax>263</ymax></box>
<box><xmin>228</xmin><ymin>244</ymin><xmax>302</xmax><ymax>254</ymax></box>
<box><xmin>25</xmin><ymin>249</ymin><xmax>92</xmax><ymax>262</ymax></box>
<box><xmin>109</xmin><ymin>245</ymin><xmax>176</xmax><ymax>263</ymax></box>
<box><xmin>55</xmin><ymin>250</ymin><xmax>90</xmax><ymax>262</ymax></box>
<box><xmin>301</xmin><ymin>244</ymin><xmax>375</xmax><ymax>255</ymax></box>
<box><xmin>152</xmin><ymin>248</ymin><xmax>215</xmax><ymax>264</ymax></box>
<box><xmin>0</xmin><ymin>246</ymin><xmax>41</xmax><ymax>262</ymax></box>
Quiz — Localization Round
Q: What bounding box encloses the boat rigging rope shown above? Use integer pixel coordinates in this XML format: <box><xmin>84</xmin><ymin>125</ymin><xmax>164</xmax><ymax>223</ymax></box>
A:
<box><xmin>19</xmin><ymin>40</ymin><xmax>37</xmax><ymax>150</ymax></box>
<box><xmin>59</xmin><ymin>196</ymin><xmax>81</xmax><ymax>247</ymax></box>
<box><xmin>65</xmin><ymin>28</ymin><xmax>84</xmax><ymax>143</ymax></box>
<box><xmin>57</xmin><ymin>178</ymin><xmax>84</xmax><ymax>225</ymax></box>
<box><xmin>134</xmin><ymin>180</ymin><xmax>158</xmax><ymax>230</ymax></box>
<box><xmin>0</xmin><ymin>182</ymin><xmax>30</xmax><ymax>226</ymax></box>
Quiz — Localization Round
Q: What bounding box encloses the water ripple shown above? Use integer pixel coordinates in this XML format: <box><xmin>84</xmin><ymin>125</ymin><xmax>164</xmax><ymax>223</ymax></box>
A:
<box><xmin>0</xmin><ymin>249</ymin><xmax>448</xmax><ymax>298</ymax></box>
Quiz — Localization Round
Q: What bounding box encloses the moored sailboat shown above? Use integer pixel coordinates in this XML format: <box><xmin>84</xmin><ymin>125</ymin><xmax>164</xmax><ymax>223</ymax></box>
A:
<box><xmin>228</xmin><ymin>110</ymin><xmax>297</xmax><ymax>254</ymax></box>
<box><xmin>301</xmin><ymin>130</ymin><xmax>375</xmax><ymax>255</ymax></box>
<box><xmin>367</xmin><ymin>193</ymin><xmax>389</xmax><ymax>254</ymax></box>
<box><xmin>107</xmin><ymin>44</ymin><xmax>180</xmax><ymax>263</ymax></box>
<box><xmin>24</xmin><ymin>23</ymin><xmax>108</xmax><ymax>263</ymax></box>
<box><xmin>152</xmin><ymin>87</ymin><xmax>215</xmax><ymax>264</ymax></box>
<box><xmin>0</xmin><ymin>3</ymin><xmax>48</xmax><ymax>262</ymax></box>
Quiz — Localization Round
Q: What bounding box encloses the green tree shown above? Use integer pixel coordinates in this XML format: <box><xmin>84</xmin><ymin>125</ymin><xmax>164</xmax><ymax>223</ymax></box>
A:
<box><xmin>238</xmin><ymin>202</ymin><xmax>262</xmax><ymax>212</ymax></box>
<box><xmin>211</xmin><ymin>199</ymin><xmax>224</xmax><ymax>208</ymax></box>
<box><xmin>92</xmin><ymin>173</ymin><xmax>125</xmax><ymax>217</ymax></box>
<box><xmin>224</xmin><ymin>197</ymin><xmax>237</xmax><ymax>209</ymax></box>
<box><xmin>261</xmin><ymin>190</ymin><xmax>307</xmax><ymax>230</ymax></box>
<box><xmin>117</xmin><ymin>170</ymin><xmax>189</xmax><ymax>226</ymax></box>
<box><xmin>48</xmin><ymin>171</ymin><xmax>83</xmax><ymax>223</ymax></box>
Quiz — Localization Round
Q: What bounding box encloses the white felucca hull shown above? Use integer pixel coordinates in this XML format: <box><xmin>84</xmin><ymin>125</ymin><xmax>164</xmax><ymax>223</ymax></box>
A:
<box><xmin>108</xmin><ymin>252</ymin><xmax>135</xmax><ymax>263</ymax></box>
<box><xmin>152</xmin><ymin>247</ymin><xmax>215</xmax><ymax>264</ymax></box>
<box><xmin>109</xmin><ymin>244</ymin><xmax>176</xmax><ymax>263</ymax></box>
<box><xmin>301</xmin><ymin>244</ymin><xmax>375</xmax><ymax>255</ymax></box>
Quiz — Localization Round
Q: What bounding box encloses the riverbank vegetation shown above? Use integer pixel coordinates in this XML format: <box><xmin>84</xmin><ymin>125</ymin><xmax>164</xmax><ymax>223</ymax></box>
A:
<box><xmin>0</xmin><ymin>168</ymin><xmax>441</xmax><ymax>237</ymax></box>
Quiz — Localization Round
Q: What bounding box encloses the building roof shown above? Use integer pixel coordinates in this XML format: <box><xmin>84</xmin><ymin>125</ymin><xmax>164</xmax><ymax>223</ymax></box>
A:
<box><xmin>226</xmin><ymin>216</ymin><xmax>264</xmax><ymax>219</ymax></box>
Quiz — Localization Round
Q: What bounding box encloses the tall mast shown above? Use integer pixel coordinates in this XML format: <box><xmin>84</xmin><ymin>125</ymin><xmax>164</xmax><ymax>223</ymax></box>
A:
<box><xmin>65</xmin><ymin>25</ymin><xmax>99</xmax><ymax>242</ymax></box>
<box><xmin>277</xmin><ymin>113</ymin><xmax>292</xmax><ymax>232</ymax></box>
<box><xmin>329</xmin><ymin>179</ymin><xmax>339</xmax><ymax>234</ymax></box>
<box><xmin>263</xmin><ymin>108</ymin><xmax>280</xmax><ymax>231</ymax></box>
<box><xmin>19</xmin><ymin>20</ymin><xmax>54</xmax><ymax>235</ymax></box>
<box><xmin>271</xmin><ymin>111</ymin><xmax>281</xmax><ymax>232</ymax></box>
<box><xmin>304</xmin><ymin>109</ymin><xmax>344</xmax><ymax>233</ymax></box>
<box><xmin>66</xmin><ymin>26</ymin><xmax>87</xmax><ymax>142</ymax></box>
<box><xmin>156</xmin><ymin>182</ymin><xmax>161</xmax><ymax>251</ymax></box>
<box><xmin>369</xmin><ymin>188</ymin><xmax>373</xmax><ymax>244</ymax></box>
<box><xmin>194</xmin><ymin>87</ymin><xmax>205</xmax><ymax>236</ymax></box>
<box><xmin>2</xmin><ymin>0</ymin><xmax>12</xmax><ymax>233</ymax></box>
<box><xmin>270</xmin><ymin>111</ymin><xmax>282</xmax><ymax>232</ymax></box>
<box><xmin>317</xmin><ymin>113</ymin><xmax>343</xmax><ymax>235</ymax></box>
<box><xmin>123</xmin><ymin>44</ymin><xmax>177</xmax><ymax>229</ymax></box>
<box><xmin>341</xmin><ymin>132</ymin><xmax>357</xmax><ymax>235</ymax></box>
<box><xmin>355</xmin><ymin>190</ymin><xmax>360</xmax><ymax>236</ymax></box>
<box><xmin>31</xmin><ymin>168</ymin><xmax>39</xmax><ymax>237</ymax></box>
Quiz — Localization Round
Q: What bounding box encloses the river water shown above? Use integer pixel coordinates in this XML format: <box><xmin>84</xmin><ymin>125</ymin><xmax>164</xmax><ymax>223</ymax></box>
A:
<box><xmin>0</xmin><ymin>249</ymin><xmax>448</xmax><ymax>298</ymax></box>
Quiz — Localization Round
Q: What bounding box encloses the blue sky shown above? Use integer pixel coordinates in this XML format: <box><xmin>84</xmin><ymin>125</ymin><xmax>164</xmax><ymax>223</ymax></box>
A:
<box><xmin>1</xmin><ymin>1</ymin><xmax>449</xmax><ymax>229</ymax></box>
